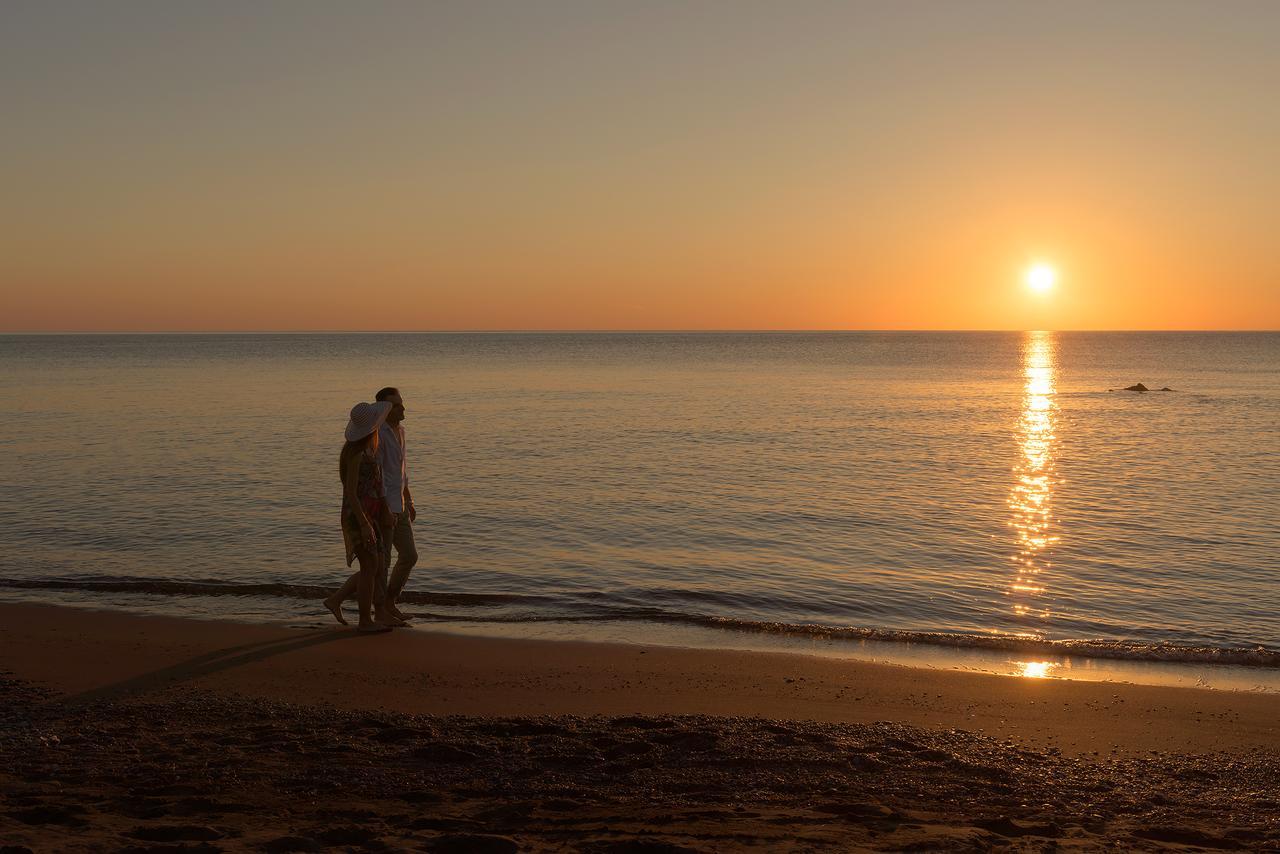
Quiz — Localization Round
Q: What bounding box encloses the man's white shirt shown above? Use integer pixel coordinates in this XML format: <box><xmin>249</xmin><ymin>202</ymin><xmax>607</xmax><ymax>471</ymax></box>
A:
<box><xmin>378</xmin><ymin>422</ymin><xmax>409</xmax><ymax>514</ymax></box>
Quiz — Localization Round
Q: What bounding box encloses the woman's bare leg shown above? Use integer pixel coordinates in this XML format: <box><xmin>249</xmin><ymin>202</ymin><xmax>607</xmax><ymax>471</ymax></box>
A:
<box><xmin>355</xmin><ymin>548</ymin><xmax>393</xmax><ymax>633</ymax></box>
<box><xmin>324</xmin><ymin>572</ymin><xmax>359</xmax><ymax>624</ymax></box>
<box><xmin>331</xmin><ymin>536</ymin><xmax>403</xmax><ymax>624</ymax></box>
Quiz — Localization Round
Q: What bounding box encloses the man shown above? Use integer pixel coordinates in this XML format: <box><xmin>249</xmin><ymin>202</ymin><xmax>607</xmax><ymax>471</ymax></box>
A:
<box><xmin>374</xmin><ymin>386</ymin><xmax>418</xmax><ymax>623</ymax></box>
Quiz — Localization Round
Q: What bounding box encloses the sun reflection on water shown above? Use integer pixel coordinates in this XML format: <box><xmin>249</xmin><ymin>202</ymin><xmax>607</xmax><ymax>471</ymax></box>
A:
<box><xmin>1016</xmin><ymin>660</ymin><xmax>1058</xmax><ymax>679</ymax></box>
<box><xmin>1008</xmin><ymin>331</ymin><xmax>1059</xmax><ymax>624</ymax></box>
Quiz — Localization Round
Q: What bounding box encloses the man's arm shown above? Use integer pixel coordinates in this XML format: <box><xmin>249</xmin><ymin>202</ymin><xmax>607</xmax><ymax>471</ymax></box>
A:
<box><xmin>400</xmin><ymin>424</ymin><xmax>415</xmax><ymax>521</ymax></box>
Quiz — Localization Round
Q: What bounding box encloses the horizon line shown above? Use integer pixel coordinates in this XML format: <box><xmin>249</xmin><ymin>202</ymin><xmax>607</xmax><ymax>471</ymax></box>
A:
<box><xmin>2</xmin><ymin>328</ymin><xmax>1277</xmax><ymax>335</ymax></box>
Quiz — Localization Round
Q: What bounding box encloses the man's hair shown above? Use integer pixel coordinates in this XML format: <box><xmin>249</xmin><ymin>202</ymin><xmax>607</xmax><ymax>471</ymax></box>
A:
<box><xmin>375</xmin><ymin>386</ymin><xmax>399</xmax><ymax>402</ymax></box>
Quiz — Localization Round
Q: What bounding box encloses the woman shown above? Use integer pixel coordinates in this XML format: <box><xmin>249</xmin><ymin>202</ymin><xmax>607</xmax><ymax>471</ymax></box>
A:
<box><xmin>324</xmin><ymin>401</ymin><xmax>398</xmax><ymax>632</ymax></box>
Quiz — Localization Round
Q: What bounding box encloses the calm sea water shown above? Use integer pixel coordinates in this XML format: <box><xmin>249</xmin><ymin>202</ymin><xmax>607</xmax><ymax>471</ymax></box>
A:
<box><xmin>1</xmin><ymin>332</ymin><xmax>1277</xmax><ymax>673</ymax></box>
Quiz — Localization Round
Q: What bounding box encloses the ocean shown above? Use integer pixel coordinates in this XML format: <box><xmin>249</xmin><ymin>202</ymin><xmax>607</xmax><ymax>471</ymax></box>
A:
<box><xmin>2</xmin><ymin>332</ymin><xmax>1277</xmax><ymax>686</ymax></box>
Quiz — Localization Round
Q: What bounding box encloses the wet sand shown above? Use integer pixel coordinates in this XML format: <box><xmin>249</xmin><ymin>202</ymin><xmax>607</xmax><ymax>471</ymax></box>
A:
<box><xmin>1</xmin><ymin>602</ymin><xmax>1278</xmax><ymax>851</ymax></box>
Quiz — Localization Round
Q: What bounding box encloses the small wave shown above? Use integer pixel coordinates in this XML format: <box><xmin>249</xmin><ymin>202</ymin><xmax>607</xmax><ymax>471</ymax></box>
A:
<box><xmin>0</xmin><ymin>577</ymin><xmax>539</xmax><ymax>608</ymax></box>
<box><xmin>398</xmin><ymin>609</ymin><xmax>1280</xmax><ymax>669</ymax></box>
<box><xmin>688</xmin><ymin>616</ymin><xmax>1280</xmax><ymax>669</ymax></box>
<box><xmin>3</xmin><ymin>577</ymin><xmax>1276</xmax><ymax>668</ymax></box>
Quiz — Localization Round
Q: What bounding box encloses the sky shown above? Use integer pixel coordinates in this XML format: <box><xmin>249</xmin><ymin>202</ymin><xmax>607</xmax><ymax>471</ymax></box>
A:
<box><xmin>2</xmin><ymin>0</ymin><xmax>1277</xmax><ymax>331</ymax></box>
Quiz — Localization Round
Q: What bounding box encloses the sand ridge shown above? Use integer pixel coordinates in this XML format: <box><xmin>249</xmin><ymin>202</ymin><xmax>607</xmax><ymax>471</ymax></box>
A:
<box><xmin>3</xmin><ymin>676</ymin><xmax>1279</xmax><ymax>852</ymax></box>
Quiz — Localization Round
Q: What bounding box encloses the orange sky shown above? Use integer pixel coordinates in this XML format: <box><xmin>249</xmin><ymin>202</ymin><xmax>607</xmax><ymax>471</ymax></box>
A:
<box><xmin>2</xmin><ymin>2</ymin><xmax>1277</xmax><ymax>331</ymax></box>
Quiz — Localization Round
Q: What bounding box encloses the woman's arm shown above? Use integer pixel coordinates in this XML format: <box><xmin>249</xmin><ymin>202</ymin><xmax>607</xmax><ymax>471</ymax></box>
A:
<box><xmin>343</xmin><ymin>452</ymin><xmax>374</xmax><ymax>540</ymax></box>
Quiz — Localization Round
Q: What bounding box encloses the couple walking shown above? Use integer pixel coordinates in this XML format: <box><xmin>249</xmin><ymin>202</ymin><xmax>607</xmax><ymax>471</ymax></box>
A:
<box><xmin>326</xmin><ymin>387</ymin><xmax>419</xmax><ymax>633</ymax></box>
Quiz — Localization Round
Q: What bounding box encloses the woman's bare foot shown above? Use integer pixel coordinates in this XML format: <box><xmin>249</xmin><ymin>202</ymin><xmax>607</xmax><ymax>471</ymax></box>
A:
<box><xmin>357</xmin><ymin>621</ymin><xmax>392</xmax><ymax>634</ymax></box>
<box><xmin>323</xmin><ymin>597</ymin><xmax>347</xmax><ymax>626</ymax></box>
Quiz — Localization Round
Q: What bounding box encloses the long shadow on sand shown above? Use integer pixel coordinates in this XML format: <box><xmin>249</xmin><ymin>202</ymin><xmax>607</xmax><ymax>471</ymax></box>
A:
<box><xmin>58</xmin><ymin>629</ymin><xmax>360</xmax><ymax>707</ymax></box>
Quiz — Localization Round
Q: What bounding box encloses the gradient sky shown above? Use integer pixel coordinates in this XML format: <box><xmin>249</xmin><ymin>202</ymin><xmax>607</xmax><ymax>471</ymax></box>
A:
<box><xmin>2</xmin><ymin>0</ymin><xmax>1277</xmax><ymax>331</ymax></box>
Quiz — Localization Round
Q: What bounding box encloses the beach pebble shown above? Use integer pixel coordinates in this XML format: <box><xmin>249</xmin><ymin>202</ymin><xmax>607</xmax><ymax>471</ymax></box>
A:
<box><xmin>604</xmin><ymin>740</ymin><xmax>654</xmax><ymax>759</ymax></box>
<box><xmin>428</xmin><ymin>833</ymin><xmax>519</xmax><ymax>854</ymax></box>
<box><xmin>128</xmin><ymin>824</ymin><xmax>225</xmax><ymax>842</ymax></box>
<box><xmin>1133</xmin><ymin>826</ymin><xmax>1242</xmax><ymax>848</ymax></box>
<box><xmin>261</xmin><ymin>836</ymin><xmax>323</xmax><ymax>853</ymax></box>
<box><xmin>411</xmin><ymin>743</ymin><xmax>480</xmax><ymax>763</ymax></box>
<box><xmin>814</xmin><ymin>802</ymin><xmax>898</xmax><ymax>821</ymax></box>
<box><xmin>974</xmin><ymin>816</ymin><xmax>1061</xmax><ymax>838</ymax></box>
<box><xmin>10</xmin><ymin>805</ymin><xmax>87</xmax><ymax>827</ymax></box>
<box><xmin>370</xmin><ymin>726</ymin><xmax>424</xmax><ymax>743</ymax></box>
<box><xmin>583</xmin><ymin>839</ymin><xmax>704</xmax><ymax>853</ymax></box>
<box><xmin>314</xmin><ymin>826</ymin><xmax>377</xmax><ymax>845</ymax></box>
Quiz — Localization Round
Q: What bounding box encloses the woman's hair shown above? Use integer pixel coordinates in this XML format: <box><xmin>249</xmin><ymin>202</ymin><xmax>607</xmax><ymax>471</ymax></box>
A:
<box><xmin>338</xmin><ymin>431</ymin><xmax>378</xmax><ymax>480</ymax></box>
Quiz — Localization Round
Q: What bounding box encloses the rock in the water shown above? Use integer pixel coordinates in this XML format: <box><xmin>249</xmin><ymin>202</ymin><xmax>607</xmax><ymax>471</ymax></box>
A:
<box><xmin>1159</xmin><ymin>386</ymin><xmax>1173</xmax><ymax>391</ymax></box>
<box><xmin>1123</xmin><ymin>383</ymin><xmax>1149</xmax><ymax>392</ymax></box>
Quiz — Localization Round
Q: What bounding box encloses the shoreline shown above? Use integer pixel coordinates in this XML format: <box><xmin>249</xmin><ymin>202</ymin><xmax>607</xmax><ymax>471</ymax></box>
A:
<box><xmin>3</xmin><ymin>602</ymin><xmax>1279</xmax><ymax>851</ymax></box>
<box><xmin>4</xmin><ymin>586</ymin><xmax>1279</xmax><ymax>694</ymax></box>
<box><xmin>2</xmin><ymin>602</ymin><xmax>1277</xmax><ymax>757</ymax></box>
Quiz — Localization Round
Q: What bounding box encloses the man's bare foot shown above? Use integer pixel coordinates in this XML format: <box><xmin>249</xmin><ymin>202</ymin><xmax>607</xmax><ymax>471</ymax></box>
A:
<box><xmin>375</xmin><ymin>611</ymin><xmax>408</xmax><ymax>627</ymax></box>
<box><xmin>357</xmin><ymin>621</ymin><xmax>392</xmax><ymax>634</ymax></box>
<box><xmin>323</xmin><ymin>597</ymin><xmax>347</xmax><ymax>626</ymax></box>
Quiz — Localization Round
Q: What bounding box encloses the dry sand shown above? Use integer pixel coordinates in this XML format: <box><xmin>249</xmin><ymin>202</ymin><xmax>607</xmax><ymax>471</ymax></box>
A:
<box><xmin>1</xmin><ymin>602</ymin><xmax>1277</xmax><ymax>851</ymax></box>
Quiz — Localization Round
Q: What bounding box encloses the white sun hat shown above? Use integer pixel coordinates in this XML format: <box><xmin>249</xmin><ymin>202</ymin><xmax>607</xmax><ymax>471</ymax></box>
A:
<box><xmin>344</xmin><ymin>401</ymin><xmax>392</xmax><ymax>442</ymax></box>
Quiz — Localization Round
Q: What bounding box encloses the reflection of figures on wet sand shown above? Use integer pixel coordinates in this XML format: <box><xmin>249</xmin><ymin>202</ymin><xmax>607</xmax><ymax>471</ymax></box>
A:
<box><xmin>325</xmin><ymin>388</ymin><xmax>421</xmax><ymax>633</ymax></box>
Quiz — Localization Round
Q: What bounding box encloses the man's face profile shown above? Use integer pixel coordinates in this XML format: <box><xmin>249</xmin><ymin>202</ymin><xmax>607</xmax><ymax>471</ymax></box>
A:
<box><xmin>388</xmin><ymin>393</ymin><xmax>406</xmax><ymax>422</ymax></box>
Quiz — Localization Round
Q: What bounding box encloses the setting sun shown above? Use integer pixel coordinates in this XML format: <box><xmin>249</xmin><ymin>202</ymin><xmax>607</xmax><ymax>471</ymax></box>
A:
<box><xmin>1026</xmin><ymin>263</ymin><xmax>1058</xmax><ymax>294</ymax></box>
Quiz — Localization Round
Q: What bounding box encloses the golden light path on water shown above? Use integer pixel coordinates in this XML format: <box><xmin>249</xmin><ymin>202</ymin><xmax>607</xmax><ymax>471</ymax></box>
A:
<box><xmin>1008</xmin><ymin>330</ymin><xmax>1059</xmax><ymax>642</ymax></box>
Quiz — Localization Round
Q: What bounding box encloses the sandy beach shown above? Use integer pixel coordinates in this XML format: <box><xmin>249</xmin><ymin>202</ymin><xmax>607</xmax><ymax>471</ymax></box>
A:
<box><xmin>2</xmin><ymin>602</ymin><xmax>1278</xmax><ymax>852</ymax></box>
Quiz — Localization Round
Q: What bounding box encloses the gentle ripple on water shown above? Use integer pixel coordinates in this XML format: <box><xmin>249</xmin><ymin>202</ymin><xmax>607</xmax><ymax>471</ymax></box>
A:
<box><xmin>0</xmin><ymin>332</ymin><xmax>1277</xmax><ymax>668</ymax></box>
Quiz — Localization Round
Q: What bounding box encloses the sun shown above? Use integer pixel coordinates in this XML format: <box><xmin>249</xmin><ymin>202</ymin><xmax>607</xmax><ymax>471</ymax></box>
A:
<box><xmin>1025</xmin><ymin>263</ymin><xmax>1057</xmax><ymax>293</ymax></box>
